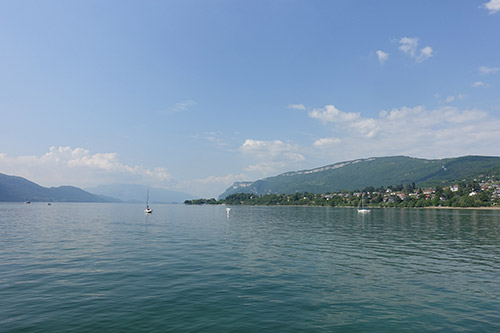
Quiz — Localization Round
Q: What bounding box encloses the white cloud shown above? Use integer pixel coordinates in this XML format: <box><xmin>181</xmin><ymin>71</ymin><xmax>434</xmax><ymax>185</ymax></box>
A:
<box><xmin>479</xmin><ymin>66</ymin><xmax>500</xmax><ymax>74</ymax></box>
<box><xmin>309</xmin><ymin>104</ymin><xmax>499</xmax><ymax>161</ymax></box>
<box><xmin>376</xmin><ymin>50</ymin><xmax>389</xmax><ymax>64</ymax></box>
<box><xmin>472</xmin><ymin>81</ymin><xmax>486</xmax><ymax>87</ymax></box>
<box><xmin>398</xmin><ymin>37</ymin><xmax>433</xmax><ymax>62</ymax></box>
<box><xmin>351</xmin><ymin>118</ymin><xmax>379</xmax><ymax>138</ymax></box>
<box><xmin>288</xmin><ymin>104</ymin><xmax>307</xmax><ymax>110</ymax></box>
<box><xmin>245</xmin><ymin>161</ymin><xmax>290</xmax><ymax>174</ymax></box>
<box><xmin>308</xmin><ymin>105</ymin><xmax>360</xmax><ymax>123</ymax></box>
<box><xmin>483</xmin><ymin>0</ymin><xmax>500</xmax><ymax>14</ymax></box>
<box><xmin>0</xmin><ymin>146</ymin><xmax>172</xmax><ymax>188</ymax></box>
<box><xmin>308</xmin><ymin>105</ymin><xmax>377</xmax><ymax>138</ymax></box>
<box><xmin>240</xmin><ymin>139</ymin><xmax>305</xmax><ymax>175</ymax></box>
<box><xmin>240</xmin><ymin>139</ymin><xmax>302</xmax><ymax>160</ymax></box>
<box><xmin>313</xmin><ymin>137</ymin><xmax>342</xmax><ymax>148</ymax></box>
<box><xmin>416</xmin><ymin>46</ymin><xmax>433</xmax><ymax>62</ymax></box>
<box><xmin>379</xmin><ymin>105</ymin><xmax>486</xmax><ymax>125</ymax></box>
<box><xmin>399</xmin><ymin>37</ymin><xmax>418</xmax><ymax>56</ymax></box>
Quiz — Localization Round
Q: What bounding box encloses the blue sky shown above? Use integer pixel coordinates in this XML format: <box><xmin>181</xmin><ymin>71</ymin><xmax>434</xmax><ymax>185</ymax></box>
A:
<box><xmin>1</xmin><ymin>0</ymin><xmax>500</xmax><ymax>197</ymax></box>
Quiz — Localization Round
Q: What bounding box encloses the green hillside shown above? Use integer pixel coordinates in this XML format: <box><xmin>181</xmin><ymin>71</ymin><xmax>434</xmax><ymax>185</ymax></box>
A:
<box><xmin>219</xmin><ymin>155</ymin><xmax>500</xmax><ymax>198</ymax></box>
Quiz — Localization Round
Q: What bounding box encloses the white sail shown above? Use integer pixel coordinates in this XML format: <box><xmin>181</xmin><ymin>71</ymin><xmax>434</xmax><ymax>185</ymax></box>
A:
<box><xmin>357</xmin><ymin>193</ymin><xmax>370</xmax><ymax>213</ymax></box>
<box><xmin>144</xmin><ymin>186</ymin><xmax>153</xmax><ymax>214</ymax></box>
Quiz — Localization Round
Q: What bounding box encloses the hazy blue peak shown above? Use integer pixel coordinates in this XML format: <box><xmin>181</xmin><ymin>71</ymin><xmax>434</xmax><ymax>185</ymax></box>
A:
<box><xmin>86</xmin><ymin>184</ymin><xmax>196</xmax><ymax>203</ymax></box>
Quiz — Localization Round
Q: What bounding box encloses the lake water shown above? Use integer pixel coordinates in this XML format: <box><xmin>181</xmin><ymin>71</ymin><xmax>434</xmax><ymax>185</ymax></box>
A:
<box><xmin>1</xmin><ymin>203</ymin><xmax>499</xmax><ymax>332</ymax></box>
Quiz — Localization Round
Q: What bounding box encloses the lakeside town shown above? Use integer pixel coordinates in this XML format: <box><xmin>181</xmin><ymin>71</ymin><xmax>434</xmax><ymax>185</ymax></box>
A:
<box><xmin>185</xmin><ymin>177</ymin><xmax>500</xmax><ymax>208</ymax></box>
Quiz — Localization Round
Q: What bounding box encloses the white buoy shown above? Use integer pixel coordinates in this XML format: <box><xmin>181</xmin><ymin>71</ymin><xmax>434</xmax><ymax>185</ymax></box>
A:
<box><xmin>226</xmin><ymin>207</ymin><xmax>231</xmax><ymax>217</ymax></box>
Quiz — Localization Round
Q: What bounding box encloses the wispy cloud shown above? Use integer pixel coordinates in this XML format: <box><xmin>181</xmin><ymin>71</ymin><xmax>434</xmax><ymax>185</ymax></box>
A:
<box><xmin>0</xmin><ymin>146</ymin><xmax>172</xmax><ymax>188</ymax></box>
<box><xmin>376</xmin><ymin>50</ymin><xmax>389</xmax><ymax>64</ymax></box>
<box><xmin>169</xmin><ymin>100</ymin><xmax>197</xmax><ymax>113</ymax></box>
<box><xmin>482</xmin><ymin>0</ymin><xmax>500</xmax><ymax>14</ymax></box>
<box><xmin>288</xmin><ymin>104</ymin><xmax>307</xmax><ymax>110</ymax></box>
<box><xmin>177</xmin><ymin>173</ymin><xmax>249</xmax><ymax>198</ymax></box>
<box><xmin>437</xmin><ymin>94</ymin><xmax>464</xmax><ymax>103</ymax></box>
<box><xmin>472</xmin><ymin>81</ymin><xmax>487</xmax><ymax>87</ymax></box>
<box><xmin>205</xmin><ymin>131</ymin><xmax>231</xmax><ymax>148</ymax></box>
<box><xmin>192</xmin><ymin>130</ymin><xmax>239</xmax><ymax>151</ymax></box>
<box><xmin>479</xmin><ymin>66</ymin><xmax>500</xmax><ymax>74</ymax></box>
<box><xmin>416</xmin><ymin>46</ymin><xmax>433</xmax><ymax>63</ymax></box>
<box><xmin>445</xmin><ymin>96</ymin><xmax>456</xmax><ymax>103</ymax></box>
<box><xmin>398</xmin><ymin>37</ymin><xmax>433</xmax><ymax>62</ymax></box>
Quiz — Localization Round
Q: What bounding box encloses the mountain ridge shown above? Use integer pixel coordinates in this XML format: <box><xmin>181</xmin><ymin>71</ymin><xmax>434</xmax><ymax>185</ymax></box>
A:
<box><xmin>0</xmin><ymin>173</ymin><xmax>120</xmax><ymax>202</ymax></box>
<box><xmin>219</xmin><ymin>155</ymin><xmax>500</xmax><ymax>198</ymax></box>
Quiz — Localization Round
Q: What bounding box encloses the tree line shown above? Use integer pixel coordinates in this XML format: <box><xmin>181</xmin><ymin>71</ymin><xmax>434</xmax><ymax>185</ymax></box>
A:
<box><xmin>184</xmin><ymin>180</ymin><xmax>500</xmax><ymax>208</ymax></box>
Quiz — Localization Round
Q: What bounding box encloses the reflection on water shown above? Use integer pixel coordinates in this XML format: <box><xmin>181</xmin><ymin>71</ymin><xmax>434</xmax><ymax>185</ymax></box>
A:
<box><xmin>1</xmin><ymin>203</ymin><xmax>499</xmax><ymax>332</ymax></box>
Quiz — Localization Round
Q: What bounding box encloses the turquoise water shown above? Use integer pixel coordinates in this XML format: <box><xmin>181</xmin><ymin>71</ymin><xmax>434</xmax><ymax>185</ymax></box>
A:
<box><xmin>1</xmin><ymin>203</ymin><xmax>499</xmax><ymax>332</ymax></box>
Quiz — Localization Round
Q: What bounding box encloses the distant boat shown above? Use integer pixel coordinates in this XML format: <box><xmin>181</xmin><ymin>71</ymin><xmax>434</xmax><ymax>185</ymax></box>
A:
<box><xmin>144</xmin><ymin>186</ymin><xmax>153</xmax><ymax>214</ymax></box>
<box><xmin>25</xmin><ymin>201</ymin><xmax>31</xmax><ymax>204</ymax></box>
<box><xmin>357</xmin><ymin>194</ymin><xmax>370</xmax><ymax>213</ymax></box>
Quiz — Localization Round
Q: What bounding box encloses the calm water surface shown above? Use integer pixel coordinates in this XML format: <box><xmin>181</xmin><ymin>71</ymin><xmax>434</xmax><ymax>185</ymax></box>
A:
<box><xmin>1</xmin><ymin>203</ymin><xmax>499</xmax><ymax>332</ymax></box>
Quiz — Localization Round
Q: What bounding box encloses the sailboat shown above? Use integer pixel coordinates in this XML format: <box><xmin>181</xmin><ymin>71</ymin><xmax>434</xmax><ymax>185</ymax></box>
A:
<box><xmin>144</xmin><ymin>186</ymin><xmax>153</xmax><ymax>214</ymax></box>
<box><xmin>357</xmin><ymin>193</ymin><xmax>370</xmax><ymax>213</ymax></box>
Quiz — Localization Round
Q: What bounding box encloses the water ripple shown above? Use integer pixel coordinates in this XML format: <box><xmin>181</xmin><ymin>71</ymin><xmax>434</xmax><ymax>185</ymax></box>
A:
<box><xmin>1</xmin><ymin>203</ymin><xmax>499</xmax><ymax>331</ymax></box>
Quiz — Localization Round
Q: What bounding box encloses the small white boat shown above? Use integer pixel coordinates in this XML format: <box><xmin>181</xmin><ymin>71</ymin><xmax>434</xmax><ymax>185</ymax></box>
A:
<box><xmin>357</xmin><ymin>194</ymin><xmax>370</xmax><ymax>213</ymax></box>
<box><xmin>144</xmin><ymin>186</ymin><xmax>153</xmax><ymax>214</ymax></box>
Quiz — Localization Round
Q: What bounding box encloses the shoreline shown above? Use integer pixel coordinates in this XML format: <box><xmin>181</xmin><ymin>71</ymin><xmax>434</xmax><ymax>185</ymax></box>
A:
<box><xmin>422</xmin><ymin>206</ymin><xmax>500</xmax><ymax>210</ymax></box>
<box><xmin>214</xmin><ymin>203</ymin><xmax>500</xmax><ymax>210</ymax></box>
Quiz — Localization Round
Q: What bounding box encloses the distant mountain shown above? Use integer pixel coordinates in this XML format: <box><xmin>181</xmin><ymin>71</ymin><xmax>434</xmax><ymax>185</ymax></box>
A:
<box><xmin>0</xmin><ymin>173</ymin><xmax>120</xmax><ymax>202</ymax></box>
<box><xmin>219</xmin><ymin>155</ymin><xmax>500</xmax><ymax>198</ymax></box>
<box><xmin>86</xmin><ymin>184</ymin><xmax>196</xmax><ymax>203</ymax></box>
